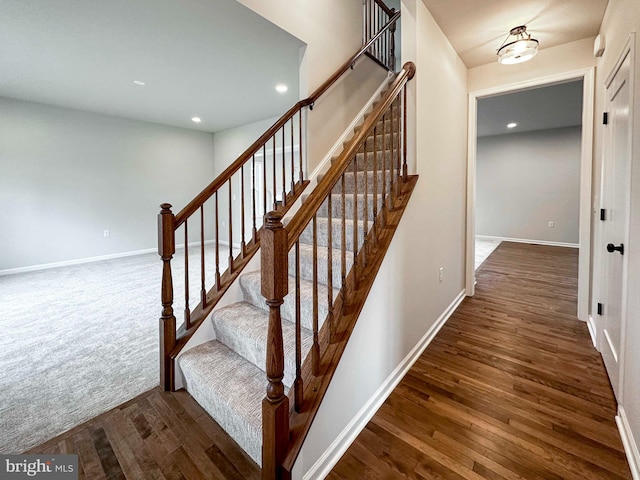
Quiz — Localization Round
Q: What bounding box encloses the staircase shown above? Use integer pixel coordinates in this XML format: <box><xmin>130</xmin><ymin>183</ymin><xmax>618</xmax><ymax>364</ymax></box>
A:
<box><xmin>177</xmin><ymin>113</ymin><xmax>393</xmax><ymax>466</ymax></box>
<box><xmin>157</xmin><ymin>3</ymin><xmax>416</xmax><ymax>478</ymax></box>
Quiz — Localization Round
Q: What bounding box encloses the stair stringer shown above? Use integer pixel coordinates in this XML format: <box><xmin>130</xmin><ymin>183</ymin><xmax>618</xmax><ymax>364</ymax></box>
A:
<box><xmin>173</xmin><ymin>75</ymin><xmax>395</xmax><ymax>391</ymax></box>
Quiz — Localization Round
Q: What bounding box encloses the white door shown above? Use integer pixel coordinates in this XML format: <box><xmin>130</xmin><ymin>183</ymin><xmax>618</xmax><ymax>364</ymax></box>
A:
<box><xmin>599</xmin><ymin>45</ymin><xmax>632</xmax><ymax>401</ymax></box>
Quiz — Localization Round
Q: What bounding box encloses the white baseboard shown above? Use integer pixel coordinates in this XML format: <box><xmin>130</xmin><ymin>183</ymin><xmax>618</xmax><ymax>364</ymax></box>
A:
<box><xmin>617</xmin><ymin>406</ymin><xmax>640</xmax><ymax>479</ymax></box>
<box><xmin>587</xmin><ymin>315</ymin><xmax>598</xmax><ymax>348</ymax></box>
<box><xmin>476</xmin><ymin>235</ymin><xmax>579</xmax><ymax>249</ymax></box>
<box><xmin>303</xmin><ymin>289</ymin><xmax>467</xmax><ymax>480</ymax></box>
<box><xmin>0</xmin><ymin>247</ymin><xmax>158</xmax><ymax>276</ymax></box>
<box><xmin>0</xmin><ymin>239</ymin><xmax>230</xmax><ymax>276</ymax></box>
<box><xmin>309</xmin><ymin>72</ymin><xmax>394</xmax><ymax>180</ymax></box>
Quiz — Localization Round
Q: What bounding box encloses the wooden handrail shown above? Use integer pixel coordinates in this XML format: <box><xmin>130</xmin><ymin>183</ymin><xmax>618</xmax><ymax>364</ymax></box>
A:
<box><xmin>173</xmin><ymin>11</ymin><xmax>400</xmax><ymax>227</ymax></box>
<box><xmin>285</xmin><ymin>62</ymin><xmax>415</xmax><ymax>248</ymax></box>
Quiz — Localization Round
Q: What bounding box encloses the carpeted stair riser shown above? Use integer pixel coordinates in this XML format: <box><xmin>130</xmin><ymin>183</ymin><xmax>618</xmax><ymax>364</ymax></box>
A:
<box><xmin>239</xmin><ymin>271</ymin><xmax>335</xmax><ymax>332</ymax></box>
<box><xmin>210</xmin><ymin>302</ymin><xmax>312</xmax><ymax>388</ymax></box>
<box><xmin>356</xmin><ymin>132</ymin><xmax>399</xmax><ymax>153</ymax></box>
<box><xmin>333</xmin><ymin>150</ymin><xmax>393</xmax><ymax>170</ymax></box>
<box><xmin>326</xmin><ymin>170</ymin><xmax>392</xmax><ymax>196</ymax></box>
<box><xmin>298</xmin><ymin>216</ymin><xmax>365</xmax><ymax>251</ymax></box>
<box><xmin>313</xmin><ymin>193</ymin><xmax>380</xmax><ymax>222</ymax></box>
<box><xmin>179</xmin><ymin>341</ymin><xmax>264</xmax><ymax>465</ymax></box>
<box><xmin>354</xmin><ymin>116</ymin><xmax>399</xmax><ymax>135</ymax></box>
<box><xmin>288</xmin><ymin>243</ymin><xmax>354</xmax><ymax>287</ymax></box>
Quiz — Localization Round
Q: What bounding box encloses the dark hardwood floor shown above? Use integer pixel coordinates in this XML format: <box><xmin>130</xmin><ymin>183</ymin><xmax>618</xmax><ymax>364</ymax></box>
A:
<box><xmin>28</xmin><ymin>242</ymin><xmax>631</xmax><ymax>479</ymax></box>
<box><xmin>27</xmin><ymin>388</ymin><xmax>260</xmax><ymax>480</ymax></box>
<box><xmin>329</xmin><ymin>242</ymin><xmax>632</xmax><ymax>480</ymax></box>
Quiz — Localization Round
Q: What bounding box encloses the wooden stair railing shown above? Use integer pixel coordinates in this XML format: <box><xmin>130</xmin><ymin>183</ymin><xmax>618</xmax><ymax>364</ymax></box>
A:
<box><xmin>158</xmin><ymin>7</ymin><xmax>402</xmax><ymax>392</ymax></box>
<box><xmin>363</xmin><ymin>0</ymin><xmax>397</xmax><ymax>71</ymax></box>
<box><xmin>261</xmin><ymin>61</ymin><xmax>416</xmax><ymax>480</ymax></box>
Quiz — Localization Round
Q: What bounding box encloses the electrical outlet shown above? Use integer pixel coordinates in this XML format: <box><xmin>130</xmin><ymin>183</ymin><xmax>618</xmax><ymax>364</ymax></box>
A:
<box><xmin>103</xmin><ymin>230</ymin><xmax>110</xmax><ymax>238</ymax></box>
<box><xmin>548</xmin><ymin>221</ymin><xmax>555</xmax><ymax>228</ymax></box>
<box><xmin>439</xmin><ymin>267</ymin><xmax>444</xmax><ymax>283</ymax></box>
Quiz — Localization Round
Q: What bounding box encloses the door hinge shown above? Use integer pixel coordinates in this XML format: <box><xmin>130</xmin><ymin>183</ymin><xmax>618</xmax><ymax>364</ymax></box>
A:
<box><xmin>600</xmin><ymin>208</ymin><xmax>606</xmax><ymax>221</ymax></box>
<box><xmin>603</xmin><ymin>112</ymin><xmax>609</xmax><ymax>125</ymax></box>
<box><xmin>597</xmin><ymin>303</ymin><xmax>604</xmax><ymax>315</ymax></box>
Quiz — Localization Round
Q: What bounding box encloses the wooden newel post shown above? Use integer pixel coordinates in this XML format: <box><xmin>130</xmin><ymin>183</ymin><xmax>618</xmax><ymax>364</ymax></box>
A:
<box><xmin>158</xmin><ymin>203</ymin><xmax>176</xmax><ymax>392</ymax></box>
<box><xmin>261</xmin><ymin>210</ymin><xmax>289</xmax><ymax>480</ymax></box>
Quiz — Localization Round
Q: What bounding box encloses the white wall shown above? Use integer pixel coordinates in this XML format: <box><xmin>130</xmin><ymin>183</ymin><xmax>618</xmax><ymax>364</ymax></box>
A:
<box><xmin>595</xmin><ymin>0</ymin><xmax>640</xmax><ymax>474</ymax></box>
<box><xmin>0</xmin><ymin>97</ymin><xmax>215</xmax><ymax>271</ymax></box>
<box><xmin>293</xmin><ymin>0</ymin><xmax>469</xmax><ymax>477</ymax></box>
<box><xmin>476</xmin><ymin>127</ymin><xmax>582</xmax><ymax>244</ymax></box>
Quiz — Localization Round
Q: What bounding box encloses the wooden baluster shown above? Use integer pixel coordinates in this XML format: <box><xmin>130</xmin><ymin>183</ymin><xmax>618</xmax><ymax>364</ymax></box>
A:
<box><xmin>298</xmin><ymin>110</ymin><xmax>304</xmax><ymax>184</ymax></box>
<box><xmin>294</xmin><ymin>240</ymin><xmax>303</xmax><ymax>412</ymax></box>
<box><xmin>200</xmin><ymin>206</ymin><xmax>206</xmax><ymax>307</ymax></box>
<box><xmin>272</xmin><ymin>136</ymin><xmax>277</xmax><ymax>210</ymax></box>
<box><xmin>327</xmin><ymin>194</ymin><xmax>334</xmax><ymax>341</ymax></box>
<box><xmin>241</xmin><ymin>165</ymin><xmax>246</xmax><ymax>257</ymax></box>
<box><xmin>363</xmin><ymin>128</ymin><xmax>369</xmax><ymax>265</ymax></box>
<box><xmin>390</xmin><ymin>100</ymin><xmax>396</xmax><ymax>208</ymax></box>
<box><xmin>261</xmin><ymin>211</ymin><xmax>289</xmax><ymax>480</ymax></box>
<box><xmin>341</xmin><ymin>174</ymin><xmax>346</xmax><ymax>310</ymax></box>
<box><xmin>373</xmin><ymin>123</ymin><xmax>379</xmax><ymax>240</ymax></box>
<box><xmin>352</xmin><ymin>157</ymin><xmax>359</xmax><ymax>286</ymax></box>
<box><xmin>383</xmin><ymin>110</ymin><xmax>389</xmax><ymax>212</ymax></box>
<box><xmin>403</xmin><ymin>85</ymin><xmax>408</xmax><ymax>182</ymax></box>
<box><xmin>158</xmin><ymin>203</ymin><xmax>176</xmax><ymax>392</ymax></box>
<box><xmin>281</xmin><ymin>127</ymin><xmax>286</xmax><ymax>207</ymax></box>
<box><xmin>312</xmin><ymin>215</ymin><xmax>320</xmax><ymax>376</ymax></box>
<box><xmin>215</xmin><ymin>192</ymin><xmax>221</xmax><ymax>287</ymax></box>
<box><xmin>184</xmin><ymin>221</ymin><xmax>191</xmax><ymax>329</ymax></box>
<box><xmin>252</xmin><ymin>155</ymin><xmax>258</xmax><ymax>243</ymax></box>
<box><xmin>390</xmin><ymin>10</ymin><xmax>397</xmax><ymax>71</ymax></box>
<box><xmin>290</xmin><ymin>116</ymin><xmax>295</xmax><ymax>193</ymax></box>
<box><xmin>228</xmin><ymin>180</ymin><xmax>234</xmax><ymax>273</ymax></box>
<box><xmin>263</xmin><ymin>145</ymin><xmax>268</xmax><ymax>221</ymax></box>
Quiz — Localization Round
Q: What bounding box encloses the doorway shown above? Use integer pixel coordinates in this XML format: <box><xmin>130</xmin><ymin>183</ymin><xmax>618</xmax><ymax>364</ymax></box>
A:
<box><xmin>466</xmin><ymin>68</ymin><xmax>596</xmax><ymax>324</ymax></box>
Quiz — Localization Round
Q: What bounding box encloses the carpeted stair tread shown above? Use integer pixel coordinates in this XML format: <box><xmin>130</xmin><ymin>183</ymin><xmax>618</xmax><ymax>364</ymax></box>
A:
<box><xmin>240</xmin><ymin>271</ymin><xmax>337</xmax><ymax>332</ymax></box>
<box><xmin>211</xmin><ymin>301</ymin><xmax>312</xmax><ymax>388</ymax></box>
<box><xmin>178</xmin><ymin>340</ymin><xmax>264</xmax><ymax>466</ymax></box>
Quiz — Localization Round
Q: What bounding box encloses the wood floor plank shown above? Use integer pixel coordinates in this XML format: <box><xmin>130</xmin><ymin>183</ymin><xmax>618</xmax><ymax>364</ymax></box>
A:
<box><xmin>330</xmin><ymin>242</ymin><xmax>632</xmax><ymax>479</ymax></box>
<box><xmin>27</xmin><ymin>387</ymin><xmax>260</xmax><ymax>480</ymax></box>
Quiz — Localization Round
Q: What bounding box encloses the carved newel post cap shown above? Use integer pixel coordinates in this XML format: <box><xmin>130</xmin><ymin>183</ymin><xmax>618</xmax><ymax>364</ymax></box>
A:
<box><xmin>264</xmin><ymin>210</ymin><xmax>283</xmax><ymax>227</ymax></box>
<box><xmin>160</xmin><ymin>203</ymin><xmax>173</xmax><ymax>212</ymax></box>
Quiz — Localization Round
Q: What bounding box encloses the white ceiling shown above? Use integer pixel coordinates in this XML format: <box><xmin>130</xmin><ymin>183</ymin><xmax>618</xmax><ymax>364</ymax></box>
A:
<box><xmin>422</xmin><ymin>0</ymin><xmax>608</xmax><ymax>68</ymax></box>
<box><xmin>477</xmin><ymin>80</ymin><xmax>583</xmax><ymax>137</ymax></box>
<box><xmin>0</xmin><ymin>0</ymin><xmax>305</xmax><ymax>132</ymax></box>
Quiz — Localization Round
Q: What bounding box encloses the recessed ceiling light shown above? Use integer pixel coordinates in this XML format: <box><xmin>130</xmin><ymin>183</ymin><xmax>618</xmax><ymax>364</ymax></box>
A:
<box><xmin>133</xmin><ymin>80</ymin><xmax>146</xmax><ymax>86</ymax></box>
<box><xmin>507</xmin><ymin>122</ymin><xmax>517</xmax><ymax>129</ymax></box>
<box><xmin>275</xmin><ymin>84</ymin><xmax>288</xmax><ymax>93</ymax></box>
<box><xmin>192</xmin><ymin>117</ymin><xmax>202</xmax><ymax>123</ymax></box>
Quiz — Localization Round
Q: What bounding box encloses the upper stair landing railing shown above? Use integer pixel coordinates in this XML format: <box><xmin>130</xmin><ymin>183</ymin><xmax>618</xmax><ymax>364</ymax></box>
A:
<box><xmin>158</xmin><ymin>5</ymin><xmax>402</xmax><ymax>392</ymax></box>
<box><xmin>364</xmin><ymin>0</ymin><xmax>398</xmax><ymax>71</ymax></box>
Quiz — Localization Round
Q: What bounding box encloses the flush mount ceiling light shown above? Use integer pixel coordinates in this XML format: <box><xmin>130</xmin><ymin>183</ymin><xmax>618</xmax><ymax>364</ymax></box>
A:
<box><xmin>275</xmin><ymin>84</ymin><xmax>288</xmax><ymax>93</ymax></box>
<box><xmin>497</xmin><ymin>25</ymin><xmax>539</xmax><ymax>65</ymax></box>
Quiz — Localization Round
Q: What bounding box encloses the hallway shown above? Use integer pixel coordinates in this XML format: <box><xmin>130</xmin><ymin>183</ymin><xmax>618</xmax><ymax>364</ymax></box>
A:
<box><xmin>329</xmin><ymin>242</ymin><xmax>631</xmax><ymax>479</ymax></box>
<box><xmin>27</xmin><ymin>242</ymin><xmax>631</xmax><ymax>479</ymax></box>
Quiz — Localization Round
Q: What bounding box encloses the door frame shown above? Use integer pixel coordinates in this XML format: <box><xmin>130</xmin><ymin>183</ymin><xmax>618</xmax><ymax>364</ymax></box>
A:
<box><xmin>466</xmin><ymin>67</ymin><xmax>596</xmax><ymax>324</ymax></box>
